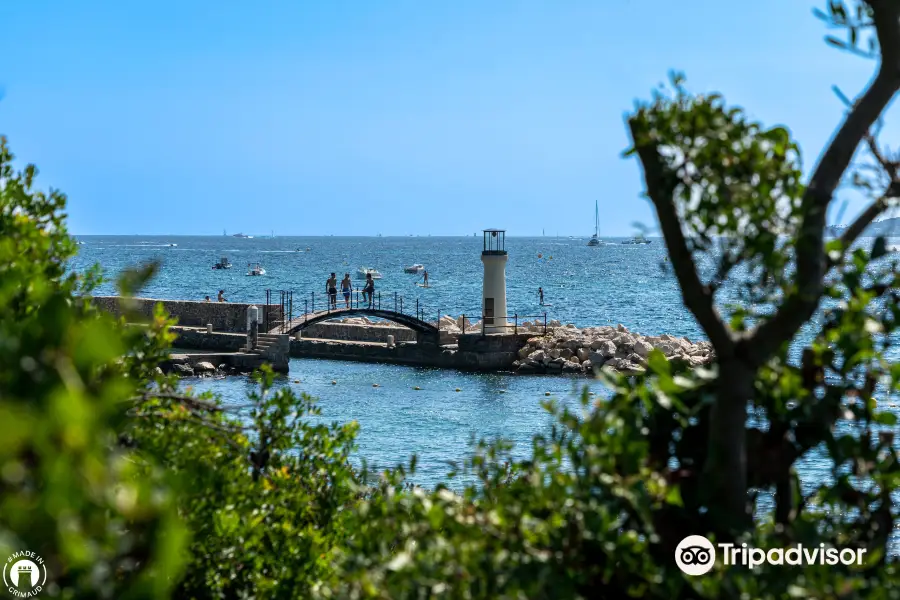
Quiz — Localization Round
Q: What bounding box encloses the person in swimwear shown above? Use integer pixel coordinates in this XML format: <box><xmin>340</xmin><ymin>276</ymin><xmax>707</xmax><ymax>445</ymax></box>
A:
<box><xmin>326</xmin><ymin>273</ymin><xmax>338</xmax><ymax>309</ymax></box>
<box><xmin>340</xmin><ymin>273</ymin><xmax>353</xmax><ymax>308</ymax></box>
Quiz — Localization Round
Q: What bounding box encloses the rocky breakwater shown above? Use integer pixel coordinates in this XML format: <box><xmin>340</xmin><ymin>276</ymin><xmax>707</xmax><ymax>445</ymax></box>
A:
<box><xmin>513</xmin><ymin>324</ymin><xmax>714</xmax><ymax>376</ymax></box>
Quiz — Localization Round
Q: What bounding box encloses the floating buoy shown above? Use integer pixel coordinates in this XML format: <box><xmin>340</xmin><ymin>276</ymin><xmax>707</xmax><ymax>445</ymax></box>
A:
<box><xmin>545</xmin><ymin>391</ymin><xmax>551</xmax><ymax>396</ymax></box>
<box><xmin>455</xmin><ymin>388</ymin><xmax>461</xmax><ymax>392</ymax></box>
<box><xmin>294</xmin><ymin>379</ymin><xmax>300</xmax><ymax>383</ymax></box>
<box><xmin>549</xmin><ymin>256</ymin><xmax>552</xmax><ymax>260</ymax></box>
<box><xmin>413</xmin><ymin>386</ymin><xmax>422</xmax><ymax>390</ymax></box>
<box><xmin>537</xmin><ymin>253</ymin><xmax>543</xmax><ymax>258</ymax></box>
<box><xmin>331</xmin><ymin>380</ymin><xmax>337</xmax><ymax>385</ymax></box>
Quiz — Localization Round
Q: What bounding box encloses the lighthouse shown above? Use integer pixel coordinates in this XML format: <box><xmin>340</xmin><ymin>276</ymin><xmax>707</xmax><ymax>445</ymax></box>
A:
<box><xmin>481</xmin><ymin>229</ymin><xmax>509</xmax><ymax>334</ymax></box>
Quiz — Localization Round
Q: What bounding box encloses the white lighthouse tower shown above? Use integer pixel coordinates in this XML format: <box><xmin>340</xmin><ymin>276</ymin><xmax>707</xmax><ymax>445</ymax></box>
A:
<box><xmin>481</xmin><ymin>229</ymin><xmax>509</xmax><ymax>334</ymax></box>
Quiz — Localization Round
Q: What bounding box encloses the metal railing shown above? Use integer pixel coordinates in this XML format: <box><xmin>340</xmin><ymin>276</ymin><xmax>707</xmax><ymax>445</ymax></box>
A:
<box><xmin>459</xmin><ymin>313</ymin><xmax>548</xmax><ymax>335</ymax></box>
<box><xmin>263</xmin><ymin>289</ymin><xmax>550</xmax><ymax>337</ymax></box>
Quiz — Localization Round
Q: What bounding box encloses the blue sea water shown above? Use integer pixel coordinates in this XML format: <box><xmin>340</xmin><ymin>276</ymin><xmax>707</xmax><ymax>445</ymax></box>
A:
<box><xmin>72</xmin><ymin>235</ymin><xmax>899</xmax><ymax>550</ymax></box>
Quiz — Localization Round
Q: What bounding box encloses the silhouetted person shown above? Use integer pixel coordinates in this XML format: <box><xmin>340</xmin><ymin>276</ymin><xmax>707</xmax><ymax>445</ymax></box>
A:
<box><xmin>326</xmin><ymin>273</ymin><xmax>338</xmax><ymax>309</ymax></box>
<box><xmin>363</xmin><ymin>273</ymin><xmax>375</xmax><ymax>309</ymax></box>
<box><xmin>538</xmin><ymin>287</ymin><xmax>544</xmax><ymax>305</ymax></box>
<box><xmin>218</xmin><ymin>290</ymin><xmax>227</xmax><ymax>302</ymax></box>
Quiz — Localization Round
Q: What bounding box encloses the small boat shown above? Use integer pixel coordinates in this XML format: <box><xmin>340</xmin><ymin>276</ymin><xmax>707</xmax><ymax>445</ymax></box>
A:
<box><xmin>404</xmin><ymin>264</ymin><xmax>425</xmax><ymax>274</ymax></box>
<box><xmin>212</xmin><ymin>257</ymin><xmax>232</xmax><ymax>270</ymax></box>
<box><xmin>587</xmin><ymin>201</ymin><xmax>601</xmax><ymax>246</ymax></box>
<box><xmin>247</xmin><ymin>263</ymin><xmax>266</xmax><ymax>276</ymax></box>
<box><xmin>621</xmin><ymin>236</ymin><xmax>652</xmax><ymax>245</ymax></box>
<box><xmin>232</xmin><ymin>233</ymin><xmax>253</xmax><ymax>239</ymax></box>
<box><xmin>357</xmin><ymin>267</ymin><xmax>382</xmax><ymax>279</ymax></box>
<box><xmin>168</xmin><ymin>243</ymin><xmax>178</xmax><ymax>247</ymax></box>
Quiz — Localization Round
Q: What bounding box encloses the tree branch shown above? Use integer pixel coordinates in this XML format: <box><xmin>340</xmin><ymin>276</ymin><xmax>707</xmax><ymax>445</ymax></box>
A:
<box><xmin>740</xmin><ymin>0</ymin><xmax>900</xmax><ymax>367</ymax></box>
<box><xmin>627</xmin><ymin>120</ymin><xmax>735</xmax><ymax>355</ymax></box>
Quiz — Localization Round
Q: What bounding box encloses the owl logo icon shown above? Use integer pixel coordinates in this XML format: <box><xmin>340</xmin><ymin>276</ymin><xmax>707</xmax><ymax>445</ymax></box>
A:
<box><xmin>675</xmin><ymin>535</ymin><xmax>716</xmax><ymax>576</ymax></box>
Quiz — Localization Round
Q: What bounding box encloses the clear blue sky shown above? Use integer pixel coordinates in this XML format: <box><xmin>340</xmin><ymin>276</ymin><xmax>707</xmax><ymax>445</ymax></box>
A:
<box><xmin>0</xmin><ymin>1</ymin><xmax>889</xmax><ymax>236</ymax></box>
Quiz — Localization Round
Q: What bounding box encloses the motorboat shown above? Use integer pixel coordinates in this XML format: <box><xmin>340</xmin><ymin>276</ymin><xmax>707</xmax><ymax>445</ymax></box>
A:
<box><xmin>168</xmin><ymin>243</ymin><xmax>178</xmax><ymax>247</ymax></box>
<box><xmin>404</xmin><ymin>263</ymin><xmax>425</xmax><ymax>274</ymax></box>
<box><xmin>247</xmin><ymin>263</ymin><xmax>266</xmax><ymax>276</ymax></box>
<box><xmin>587</xmin><ymin>200</ymin><xmax>601</xmax><ymax>246</ymax></box>
<box><xmin>232</xmin><ymin>233</ymin><xmax>253</xmax><ymax>239</ymax></box>
<box><xmin>621</xmin><ymin>237</ymin><xmax>652</xmax><ymax>245</ymax></box>
<box><xmin>212</xmin><ymin>257</ymin><xmax>232</xmax><ymax>270</ymax></box>
<box><xmin>357</xmin><ymin>267</ymin><xmax>383</xmax><ymax>279</ymax></box>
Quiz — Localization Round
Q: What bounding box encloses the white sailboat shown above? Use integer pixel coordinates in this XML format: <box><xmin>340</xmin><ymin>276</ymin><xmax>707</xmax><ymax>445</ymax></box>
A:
<box><xmin>587</xmin><ymin>200</ymin><xmax>601</xmax><ymax>246</ymax></box>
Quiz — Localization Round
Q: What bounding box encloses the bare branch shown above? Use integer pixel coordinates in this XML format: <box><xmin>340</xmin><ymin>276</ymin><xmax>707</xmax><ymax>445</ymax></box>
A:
<box><xmin>741</xmin><ymin>0</ymin><xmax>900</xmax><ymax>368</ymax></box>
<box><xmin>626</xmin><ymin>120</ymin><xmax>736</xmax><ymax>356</ymax></box>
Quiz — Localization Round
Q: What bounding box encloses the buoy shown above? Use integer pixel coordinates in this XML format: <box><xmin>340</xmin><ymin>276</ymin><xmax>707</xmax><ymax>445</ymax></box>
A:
<box><xmin>413</xmin><ymin>386</ymin><xmax>422</xmax><ymax>390</ymax></box>
<box><xmin>294</xmin><ymin>379</ymin><xmax>300</xmax><ymax>383</ymax></box>
<box><xmin>545</xmin><ymin>391</ymin><xmax>551</xmax><ymax>396</ymax></box>
<box><xmin>537</xmin><ymin>253</ymin><xmax>542</xmax><ymax>258</ymax></box>
<box><xmin>331</xmin><ymin>380</ymin><xmax>337</xmax><ymax>385</ymax></box>
<box><xmin>455</xmin><ymin>388</ymin><xmax>461</xmax><ymax>392</ymax></box>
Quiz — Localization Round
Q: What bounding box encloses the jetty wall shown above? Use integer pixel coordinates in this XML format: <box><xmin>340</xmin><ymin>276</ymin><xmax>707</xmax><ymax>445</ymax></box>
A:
<box><xmin>299</xmin><ymin>322</ymin><xmax>417</xmax><ymax>343</ymax></box>
<box><xmin>91</xmin><ymin>296</ymin><xmax>284</xmax><ymax>333</ymax></box>
<box><xmin>289</xmin><ymin>333</ymin><xmax>533</xmax><ymax>371</ymax></box>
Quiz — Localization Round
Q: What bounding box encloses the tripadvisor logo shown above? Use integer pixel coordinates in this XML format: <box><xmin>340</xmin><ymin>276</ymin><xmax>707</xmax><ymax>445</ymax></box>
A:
<box><xmin>675</xmin><ymin>535</ymin><xmax>868</xmax><ymax>576</ymax></box>
<box><xmin>2</xmin><ymin>551</ymin><xmax>47</xmax><ymax>598</ymax></box>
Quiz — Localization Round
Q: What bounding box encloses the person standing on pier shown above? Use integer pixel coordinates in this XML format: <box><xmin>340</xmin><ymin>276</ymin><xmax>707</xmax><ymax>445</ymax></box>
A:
<box><xmin>340</xmin><ymin>273</ymin><xmax>353</xmax><ymax>308</ymax></box>
<box><xmin>326</xmin><ymin>273</ymin><xmax>338</xmax><ymax>309</ymax></box>
<box><xmin>363</xmin><ymin>273</ymin><xmax>375</xmax><ymax>309</ymax></box>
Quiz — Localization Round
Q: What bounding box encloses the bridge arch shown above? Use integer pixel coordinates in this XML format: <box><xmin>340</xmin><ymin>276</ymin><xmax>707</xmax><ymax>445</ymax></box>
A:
<box><xmin>280</xmin><ymin>308</ymin><xmax>439</xmax><ymax>336</ymax></box>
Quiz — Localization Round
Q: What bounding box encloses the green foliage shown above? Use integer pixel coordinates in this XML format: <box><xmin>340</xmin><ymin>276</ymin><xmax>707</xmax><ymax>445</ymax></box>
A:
<box><xmin>127</xmin><ymin>368</ymin><xmax>361</xmax><ymax>598</ymax></box>
<box><xmin>4</xmin><ymin>3</ymin><xmax>900</xmax><ymax>598</ymax></box>
<box><xmin>0</xmin><ymin>136</ymin><xmax>185</xmax><ymax>598</ymax></box>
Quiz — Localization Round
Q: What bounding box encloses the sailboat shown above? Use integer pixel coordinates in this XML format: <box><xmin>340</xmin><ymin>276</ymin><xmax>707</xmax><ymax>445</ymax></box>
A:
<box><xmin>587</xmin><ymin>200</ymin><xmax>601</xmax><ymax>246</ymax></box>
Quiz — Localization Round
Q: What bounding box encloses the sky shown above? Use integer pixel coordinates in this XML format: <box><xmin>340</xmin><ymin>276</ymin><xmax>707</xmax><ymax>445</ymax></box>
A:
<box><xmin>0</xmin><ymin>1</ymin><xmax>893</xmax><ymax>236</ymax></box>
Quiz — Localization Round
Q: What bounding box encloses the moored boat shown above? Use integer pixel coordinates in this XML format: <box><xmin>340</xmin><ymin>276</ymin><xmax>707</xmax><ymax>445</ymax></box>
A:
<box><xmin>588</xmin><ymin>200</ymin><xmax>601</xmax><ymax>246</ymax></box>
<box><xmin>247</xmin><ymin>263</ymin><xmax>266</xmax><ymax>276</ymax></box>
<box><xmin>212</xmin><ymin>256</ymin><xmax>232</xmax><ymax>270</ymax></box>
<box><xmin>357</xmin><ymin>267</ymin><xmax>382</xmax><ymax>279</ymax></box>
<box><xmin>403</xmin><ymin>263</ymin><xmax>424</xmax><ymax>274</ymax></box>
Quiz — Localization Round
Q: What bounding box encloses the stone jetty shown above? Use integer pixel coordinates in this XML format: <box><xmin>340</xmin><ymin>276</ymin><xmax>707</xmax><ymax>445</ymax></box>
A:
<box><xmin>512</xmin><ymin>323</ymin><xmax>714</xmax><ymax>375</ymax></box>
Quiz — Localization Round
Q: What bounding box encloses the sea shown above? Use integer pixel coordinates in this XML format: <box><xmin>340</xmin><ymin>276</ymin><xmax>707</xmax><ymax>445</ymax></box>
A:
<box><xmin>71</xmin><ymin>235</ymin><xmax>899</xmax><ymax>550</ymax></box>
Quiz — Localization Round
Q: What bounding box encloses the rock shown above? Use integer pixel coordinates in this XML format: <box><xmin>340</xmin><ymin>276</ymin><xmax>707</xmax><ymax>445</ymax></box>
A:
<box><xmin>588</xmin><ymin>352</ymin><xmax>609</xmax><ymax>367</ymax></box>
<box><xmin>589</xmin><ymin>339</ymin><xmax>605</xmax><ymax>350</ymax></box>
<box><xmin>547</xmin><ymin>358</ymin><xmax>564</xmax><ymax>370</ymax></box>
<box><xmin>568</xmin><ymin>354</ymin><xmax>581</xmax><ymax>365</ymax></box>
<box><xmin>581</xmin><ymin>359</ymin><xmax>593</xmax><ymax>372</ymax></box>
<box><xmin>565</xmin><ymin>323</ymin><xmax>577</xmax><ymax>328</ymax></box>
<box><xmin>633</xmin><ymin>340</ymin><xmax>653</xmax><ymax>358</ymax></box>
<box><xmin>195</xmin><ymin>361</ymin><xmax>216</xmax><ymax>373</ymax></box>
<box><xmin>627</xmin><ymin>352</ymin><xmax>646</xmax><ymax>366</ymax></box>
<box><xmin>597</xmin><ymin>340</ymin><xmax>617</xmax><ymax>358</ymax></box>
<box><xmin>559</xmin><ymin>348</ymin><xmax>573</xmax><ymax>360</ymax></box>
<box><xmin>549</xmin><ymin>348</ymin><xmax>561</xmax><ymax>359</ymax></box>
<box><xmin>549</xmin><ymin>319</ymin><xmax>562</xmax><ymax>328</ymax></box>
<box><xmin>528</xmin><ymin>350</ymin><xmax>546</xmax><ymax>363</ymax></box>
<box><xmin>518</xmin><ymin>346</ymin><xmax>532</xmax><ymax>359</ymax></box>
<box><xmin>173</xmin><ymin>364</ymin><xmax>194</xmax><ymax>376</ymax></box>
<box><xmin>562</xmin><ymin>360</ymin><xmax>581</xmax><ymax>373</ymax></box>
<box><xmin>576</xmin><ymin>347</ymin><xmax>591</xmax><ymax>362</ymax></box>
<box><xmin>617</xmin><ymin>324</ymin><xmax>629</xmax><ymax>333</ymax></box>
<box><xmin>518</xmin><ymin>362</ymin><xmax>536</xmax><ymax>372</ymax></box>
